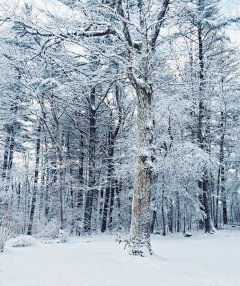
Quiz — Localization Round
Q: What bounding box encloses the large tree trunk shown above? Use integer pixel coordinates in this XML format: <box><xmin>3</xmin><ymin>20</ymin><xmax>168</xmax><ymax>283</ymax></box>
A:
<box><xmin>128</xmin><ymin>87</ymin><xmax>153</xmax><ymax>256</ymax></box>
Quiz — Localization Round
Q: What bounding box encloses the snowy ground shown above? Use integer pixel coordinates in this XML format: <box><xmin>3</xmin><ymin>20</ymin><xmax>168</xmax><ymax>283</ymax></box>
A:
<box><xmin>1</xmin><ymin>229</ymin><xmax>240</xmax><ymax>286</ymax></box>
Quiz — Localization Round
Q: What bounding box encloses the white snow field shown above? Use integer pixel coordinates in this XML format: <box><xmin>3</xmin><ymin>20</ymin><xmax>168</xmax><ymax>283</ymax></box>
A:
<box><xmin>1</xmin><ymin>230</ymin><xmax>240</xmax><ymax>286</ymax></box>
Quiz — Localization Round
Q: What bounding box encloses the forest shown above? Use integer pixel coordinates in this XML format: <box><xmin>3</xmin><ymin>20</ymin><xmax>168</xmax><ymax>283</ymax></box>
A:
<box><xmin>0</xmin><ymin>0</ymin><xmax>240</xmax><ymax>261</ymax></box>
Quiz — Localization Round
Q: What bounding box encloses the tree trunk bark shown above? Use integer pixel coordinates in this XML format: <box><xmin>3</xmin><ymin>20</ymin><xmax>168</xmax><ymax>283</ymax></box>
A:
<box><xmin>150</xmin><ymin>208</ymin><xmax>157</xmax><ymax>234</ymax></box>
<box><xmin>128</xmin><ymin>87</ymin><xmax>153</xmax><ymax>256</ymax></box>
<box><xmin>222</xmin><ymin>169</ymin><xmax>227</xmax><ymax>225</ymax></box>
<box><xmin>197</xmin><ymin>20</ymin><xmax>215</xmax><ymax>233</ymax></box>
<box><xmin>108</xmin><ymin>178</ymin><xmax>115</xmax><ymax>231</ymax></box>
<box><xmin>101</xmin><ymin>85</ymin><xmax>122</xmax><ymax>232</ymax></box>
<box><xmin>177</xmin><ymin>192</ymin><xmax>181</xmax><ymax>232</ymax></box>
<box><xmin>84</xmin><ymin>87</ymin><xmax>96</xmax><ymax>233</ymax></box>
<box><xmin>101</xmin><ymin>143</ymin><xmax>114</xmax><ymax>232</ymax></box>
<box><xmin>76</xmin><ymin>135</ymin><xmax>84</xmax><ymax>236</ymax></box>
<box><xmin>2</xmin><ymin>136</ymin><xmax>10</xmax><ymax>180</ymax></box>
<box><xmin>162</xmin><ymin>183</ymin><xmax>166</xmax><ymax>236</ymax></box>
<box><xmin>169</xmin><ymin>200</ymin><xmax>173</xmax><ymax>233</ymax></box>
<box><xmin>203</xmin><ymin>177</ymin><xmax>215</xmax><ymax>233</ymax></box>
<box><xmin>2</xmin><ymin>124</ymin><xmax>15</xmax><ymax>198</ymax></box>
<box><xmin>115</xmin><ymin>179</ymin><xmax>122</xmax><ymax>229</ymax></box>
<box><xmin>27</xmin><ymin>123</ymin><xmax>41</xmax><ymax>235</ymax></box>
<box><xmin>66</xmin><ymin>131</ymin><xmax>73</xmax><ymax>208</ymax></box>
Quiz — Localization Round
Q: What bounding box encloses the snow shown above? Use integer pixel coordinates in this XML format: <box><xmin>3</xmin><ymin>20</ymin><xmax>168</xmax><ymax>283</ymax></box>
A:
<box><xmin>1</xmin><ymin>230</ymin><xmax>240</xmax><ymax>286</ymax></box>
<box><xmin>6</xmin><ymin>235</ymin><xmax>37</xmax><ymax>248</ymax></box>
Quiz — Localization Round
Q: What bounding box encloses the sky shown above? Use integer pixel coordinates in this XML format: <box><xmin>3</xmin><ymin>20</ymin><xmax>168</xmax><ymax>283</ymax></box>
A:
<box><xmin>221</xmin><ymin>0</ymin><xmax>240</xmax><ymax>46</ymax></box>
<box><xmin>0</xmin><ymin>0</ymin><xmax>239</xmax><ymax>47</ymax></box>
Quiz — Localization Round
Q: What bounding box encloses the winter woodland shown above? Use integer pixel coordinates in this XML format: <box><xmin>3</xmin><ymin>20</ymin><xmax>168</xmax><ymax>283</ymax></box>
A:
<box><xmin>0</xmin><ymin>0</ymin><xmax>240</xmax><ymax>263</ymax></box>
